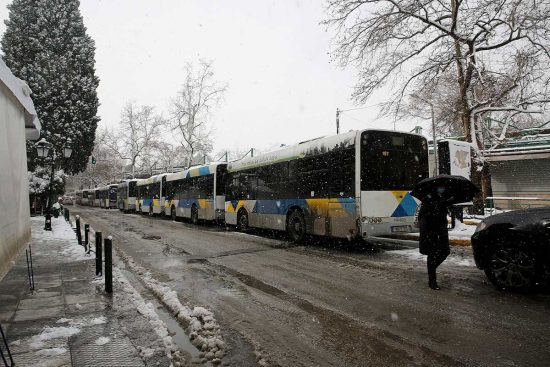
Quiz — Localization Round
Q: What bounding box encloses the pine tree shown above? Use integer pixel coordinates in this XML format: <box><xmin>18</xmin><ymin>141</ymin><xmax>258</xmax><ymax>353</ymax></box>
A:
<box><xmin>2</xmin><ymin>0</ymin><xmax>100</xmax><ymax>174</ymax></box>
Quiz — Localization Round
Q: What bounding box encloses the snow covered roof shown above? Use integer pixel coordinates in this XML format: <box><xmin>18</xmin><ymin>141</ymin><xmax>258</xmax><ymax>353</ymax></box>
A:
<box><xmin>165</xmin><ymin>162</ymin><xmax>226</xmax><ymax>182</ymax></box>
<box><xmin>485</xmin><ymin>128</ymin><xmax>550</xmax><ymax>161</ymax></box>
<box><xmin>0</xmin><ymin>57</ymin><xmax>41</xmax><ymax>140</ymax></box>
<box><xmin>137</xmin><ymin>173</ymin><xmax>168</xmax><ymax>186</ymax></box>
<box><xmin>227</xmin><ymin>130</ymin><xmax>358</xmax><ymax>172</ymax></box>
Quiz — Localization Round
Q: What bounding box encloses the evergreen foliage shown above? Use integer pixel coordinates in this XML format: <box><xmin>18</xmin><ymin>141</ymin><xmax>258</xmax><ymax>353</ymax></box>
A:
<box><xmin>2</xmin><ymin>0</ymin><xmax>100</xmax><ymax>174</ymax></box>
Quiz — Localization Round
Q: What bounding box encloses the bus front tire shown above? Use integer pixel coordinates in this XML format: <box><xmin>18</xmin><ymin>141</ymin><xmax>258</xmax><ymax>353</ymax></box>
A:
<box><xmin>237</xmin><ymin>209</ymin><xmax>249</xmax><ymax>231</ymax></box>
<box><xmin>191</xmin><ymin>206</ymin><xmax>199</xmax><ymax>225</ymax></box>
<box><xmin>287</xmin><ymin>210</ymin><xmax>306</xmax><ymax>243</ymax></box>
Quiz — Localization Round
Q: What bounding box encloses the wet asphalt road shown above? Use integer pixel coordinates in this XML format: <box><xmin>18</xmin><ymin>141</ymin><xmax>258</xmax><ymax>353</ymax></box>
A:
<box><xmin>69</xmin><ymin>205</ymin><xmax>550</xmax><ymax>367</ymax></box>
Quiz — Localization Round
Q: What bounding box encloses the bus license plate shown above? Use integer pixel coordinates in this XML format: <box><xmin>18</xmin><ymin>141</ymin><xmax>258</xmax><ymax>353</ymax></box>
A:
<box><xmin>391</xmin><ymin>225</ymin><xmax>411</xmax><ymax>233</ymax></box>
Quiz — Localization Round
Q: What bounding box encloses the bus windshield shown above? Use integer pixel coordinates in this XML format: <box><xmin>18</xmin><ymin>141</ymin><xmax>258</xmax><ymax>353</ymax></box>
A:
<box><xmin>361</xmin><ymin>131</ymin><xmax>428</xmax><ymax>191</ymax></box>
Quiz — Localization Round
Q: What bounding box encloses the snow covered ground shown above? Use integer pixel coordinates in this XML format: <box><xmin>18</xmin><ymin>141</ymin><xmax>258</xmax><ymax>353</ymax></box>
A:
<box><xmin>388</xmin><ymin>248</ymin><xmax>474</xmax><ymax>267</ymax></box>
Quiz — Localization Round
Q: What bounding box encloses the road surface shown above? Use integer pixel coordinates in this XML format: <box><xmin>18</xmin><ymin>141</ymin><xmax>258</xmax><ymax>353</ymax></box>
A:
<box><xmin>69</xmin><ymin>205</ymin><xmax>550</xmax><ymax>367</ymax></box>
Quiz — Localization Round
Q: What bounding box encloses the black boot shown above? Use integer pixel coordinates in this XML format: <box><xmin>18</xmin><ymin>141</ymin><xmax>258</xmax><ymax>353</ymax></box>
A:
<box><xmin>428</xmin><ymin>268</ymin><xmax>440</xmax><ymax>290</ymax></box>
<box><xmin>429</xmin><ymin>278</ymin><xmax>440</xmax><ymax>290</ymax></box>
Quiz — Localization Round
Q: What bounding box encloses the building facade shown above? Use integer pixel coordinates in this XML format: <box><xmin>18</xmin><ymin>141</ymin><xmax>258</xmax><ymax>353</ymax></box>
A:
<box><xmin>0</xmin><ymin>57</ymin><xmax>41</xmax><ymax>280</ymax></box>
<box><xmin>485</xmin><ymin>129</ymin><xmax>550</xmax><ymax>210</ymax></box>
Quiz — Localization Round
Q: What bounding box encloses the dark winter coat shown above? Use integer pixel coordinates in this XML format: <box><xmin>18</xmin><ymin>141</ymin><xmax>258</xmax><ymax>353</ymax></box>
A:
<box><xmin>418</xmin><ymin>196</ymin><xmax>450</xmax><ymax>256</ymax></box>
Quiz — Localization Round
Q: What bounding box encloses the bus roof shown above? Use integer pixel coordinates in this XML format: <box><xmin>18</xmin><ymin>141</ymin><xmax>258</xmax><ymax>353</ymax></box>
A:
<box><xmin>137</xmin><ymin>173</ymin><xmax>167</xmax><ymax>186</ymax></box>
<box><xmin>227</xmin><ymin>129</ymin><xmax>426</xmax><ymax>172</ymax></box>
<box><xmin>165</xmin><ymin>162</ymin><xmax>227</xmax><ymax>182</ymax></box>
<box><xmin>227</xmin><ymin>130</ymin><xmax>357</xmax><ymax>172</ymax></box>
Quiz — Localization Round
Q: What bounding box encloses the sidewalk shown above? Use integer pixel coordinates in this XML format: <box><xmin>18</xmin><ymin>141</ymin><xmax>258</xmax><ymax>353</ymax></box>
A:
<box><xmin>0</xmin><ymin>216</ymin><xmax>173</xmax><ymax>367</ymax></box>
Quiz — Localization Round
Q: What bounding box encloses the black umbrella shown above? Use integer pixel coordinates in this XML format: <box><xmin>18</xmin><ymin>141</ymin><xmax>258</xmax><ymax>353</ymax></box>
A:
<box><xmin>410</xmin><ymin>174</ymin><xmax>480</xmax><ymax>204</ymax></box>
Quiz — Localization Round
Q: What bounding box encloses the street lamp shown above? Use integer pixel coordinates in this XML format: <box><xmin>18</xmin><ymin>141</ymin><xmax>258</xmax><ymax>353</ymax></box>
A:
<box><xmin>35</xmin><ymin>138</ymin><xmax>51</xmax><ymax>158</ymax></box>
<box><xmin>35</xmin><ymin>138</ymin><xmax>72</xmax><ymax>230</ymax></box>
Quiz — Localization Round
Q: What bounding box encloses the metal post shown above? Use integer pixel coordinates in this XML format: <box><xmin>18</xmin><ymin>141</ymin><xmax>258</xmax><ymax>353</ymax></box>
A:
<box><xmin>104</xmin><ymin>236</ymin><xmax>113</xmax><ymax>294</ymax></box>
<box><xmin>84</xmin><ymin>224</ymin><xmax>90</xmax><ymax>253</ymax></box>
<box><xmin>44</xmin><ymin>151</ymin><xmax>56</xmax><ymax>231</ymax></box>
<box><xmin>336</xmin><ymin>108</ymin><xmax>340</xmax><ymax>134</ymax></box>
<box><xmin>75</xmin><ymin>215</ymin><xmax>82</xmax><ymax>246</ymax></box>
<box><xmin>0</xmin><ymin>323</ymin><xmax>14</xmax><ymax>367</ymax></box>
<box><xmin>95</xmin><ymin>231</ymin><xmax>103</xmax><ymax>276</ymax></box>
<box><xmin>25</xmin><ymin>245</ymin><xmax>35</xmax><ymax>291</ymax></box>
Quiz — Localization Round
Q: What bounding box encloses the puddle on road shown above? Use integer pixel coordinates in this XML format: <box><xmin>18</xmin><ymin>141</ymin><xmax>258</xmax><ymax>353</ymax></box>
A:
<box><xmin>119</xmin><ymin>269</ymin><xmax>202</xmax><ymax>360</ymax></box>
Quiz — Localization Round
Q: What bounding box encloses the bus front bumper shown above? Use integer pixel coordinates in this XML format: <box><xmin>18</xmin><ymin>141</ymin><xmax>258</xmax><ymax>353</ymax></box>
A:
<box><xmin>360</xmin><ymin>217</ymin><xmax>418</xmax><ymax>238</ymax></box>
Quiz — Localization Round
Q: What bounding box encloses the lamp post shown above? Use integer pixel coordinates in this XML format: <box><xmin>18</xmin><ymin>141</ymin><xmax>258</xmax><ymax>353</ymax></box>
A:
<box><xmin>36</xmin><ymin>138</ymin><xmax>72</xmax><ymax>230</ymax></box>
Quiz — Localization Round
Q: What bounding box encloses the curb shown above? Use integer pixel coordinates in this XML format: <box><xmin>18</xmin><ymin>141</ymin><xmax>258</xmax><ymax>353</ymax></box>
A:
<box><xmin>381</xmin><ymin>234</ymin><xmax>471</xmax><ymax>247</ymax></box>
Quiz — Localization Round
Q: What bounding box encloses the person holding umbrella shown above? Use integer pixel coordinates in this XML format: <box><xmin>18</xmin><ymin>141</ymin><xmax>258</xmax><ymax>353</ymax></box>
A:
<box><xmin>411</xmin><ymin>175</ymin><xmax>480</xmax><ymax>290</ymax></box>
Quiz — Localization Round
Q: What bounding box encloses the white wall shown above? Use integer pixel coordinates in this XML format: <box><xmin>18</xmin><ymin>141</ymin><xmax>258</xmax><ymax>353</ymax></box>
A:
<box><xmin>0</xmin><ymin>82</ymin><xmax>32</xmax><ymax>280</ymax></box>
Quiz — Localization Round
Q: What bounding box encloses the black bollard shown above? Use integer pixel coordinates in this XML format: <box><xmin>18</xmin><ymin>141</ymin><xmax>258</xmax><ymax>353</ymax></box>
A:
<box><xmin>104</xmin><ymin>236</ymin><xmax>113</xmax><ymax>294</ymax></box>
<box><xmin>84</xmin><ymin>224</ymin><xmax>90</xmax><ymax>253</ymax></box>
<box><xmin>95</xmin><ymin>231</ymin><xmax>103</xmax><ymax>276</ymax></box>
<box><xmin>75</xmin><ymin>216</ymin><xmax>82</xmax><ymax>246</ymax></box>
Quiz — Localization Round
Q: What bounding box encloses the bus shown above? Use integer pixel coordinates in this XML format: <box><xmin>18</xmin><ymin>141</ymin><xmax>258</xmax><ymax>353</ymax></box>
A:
<box><xmin>91</xmin><ymin>189</ymin><xmax>100</xmax><ymax>207</ymax></box>
<box><xmin>75</xmin><ymin>191</ymin><xmax>82</xmax><ymax>205</ymax></box>
<box><xmin>224</xmin><ymin>129</ymin><xmax>429</xmax><ymax>242</ymax></box>
<box><xmin>164</xmin><ymin>163</ymin><xmax>227</xmax><ymax>223</ymax></box>
<box><xmin>136</xmin><ymin>174</ymin><xmax>167</xmax><ymax>215</ymax></box>
<box><xmin>81</xmin><ymin>190</ymin><xmax>90</xmax><ymax>206</ymax></box>
<box><xmin>97</xmin><ymin>186</ymin><xmax>109</xmax><ymax>208</ymax></box>
<box><xmin>117</xmin><ymin>179</ymin><xmax>139</xmax><ymax>212</ymax></box>
<box><xmin>108</xmin><ymin>184</ymin><xmax>118</xmax><ymax>209</ymax></box>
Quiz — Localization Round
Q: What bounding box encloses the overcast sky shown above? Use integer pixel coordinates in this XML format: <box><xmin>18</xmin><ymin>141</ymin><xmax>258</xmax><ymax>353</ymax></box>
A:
<box><xmin>0</xmin><ymin>0</ymin><xmax>428</xmax><ymax>155</ymax></box>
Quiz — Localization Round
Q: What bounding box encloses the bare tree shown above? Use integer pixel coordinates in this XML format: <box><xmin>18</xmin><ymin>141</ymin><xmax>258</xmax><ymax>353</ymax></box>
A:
<box><xmin>170</xmin><ymin>60</ymin><xmax>227</xmax><ymax>167</ymax></box>
<box><xmin>323</xmin><ymin>0</ymin><xmax>550</xmax><ymax>148</ymax></box>
<box><xmin>70</xmin><ymin>128</ymin><xmax>125</xmax><ymax>189</ymax></box>
<box><xmin>117</xmin><ymin>102</ymin><xmax>165</xmax><ymax>177</ymax></box>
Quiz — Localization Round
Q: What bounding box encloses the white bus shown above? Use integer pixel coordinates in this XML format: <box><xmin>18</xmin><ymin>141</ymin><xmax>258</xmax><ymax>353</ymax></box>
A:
<box><xmin>224</xmin><ymin>129</ymin><xmax>429</xmax><ymax>242</ymax></box>
<box><xmin>81</xmin><ymin>190</ymin><xmax>90</xmax><ymax>206</ymax></box>
<box><xmin>117</xmin><ymin>179</ymin><xmax>139</xmax><ymax>212</ymax></box>
<box><xmin>136</xmin><ymin>174</ymin><xmax>167</xmax><ymax>215</ymax></box>
<box><xmin>164</xmin><ymin>163</ymin><xmax>227</xmax><ymax>223</ymax></box>
<box><xmin>92</xmin><ymin>189</ymin><xmax>100</xmax><ymax>207</ymax></box>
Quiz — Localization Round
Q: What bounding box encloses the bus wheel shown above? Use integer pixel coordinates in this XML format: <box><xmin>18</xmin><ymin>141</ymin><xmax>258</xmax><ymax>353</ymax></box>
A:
<box><xmin>287</xmin><ymin>210</ymin><xmax>306</xmax><ymax>243</ymax></box>
<box><xmin>237</xmin><ymin>209</ymin><xmax>249</xmax><ymax>231</ymax></box>
<box><xmin>171</xmin><ymin>206</ymin><xmax>177</xmax><ymax>221</ymax></box>
<box><xmin>191</xmin><ymin>206</ymin><xmax>199</xmax><ymax>225</ymax></box>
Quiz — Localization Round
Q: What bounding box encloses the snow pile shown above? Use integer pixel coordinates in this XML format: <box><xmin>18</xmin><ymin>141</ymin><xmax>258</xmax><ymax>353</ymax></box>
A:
<box><xmin>113</xmin><ymin>267</ymin><xmax>186</xmax><ymax>365</ymax></box>
<box><xmin>90</xmin><ymin>316</ymin><xmax>107</xmax><ymax>325</ymax></box>
<box><xmin>388</xmin><ymin>249</ymin><xmax>474</xmax><ymax>267</ymax></box>
<box><xmin>95</xmin><ymin>337</ymin><xmax>110</xmax><ymax>345</ymax></box>
<box><xmin>29</xmin><ymin>326</ymin><xmax>81</xmax><ymax>349</ymax></box>
<box><xmin>448</xmin><ymin>220</ymin><xmax>476</xmax><ymax>240</ymax></box>
<box><xmin>119</xmin><ymin>253</ymin><xmax>225</xmax><ymax>363</ymax></box>
<box><xmin>36</xmin><ymin>347</ymin><xmax>67</xmax><ymax>356</ymax></box>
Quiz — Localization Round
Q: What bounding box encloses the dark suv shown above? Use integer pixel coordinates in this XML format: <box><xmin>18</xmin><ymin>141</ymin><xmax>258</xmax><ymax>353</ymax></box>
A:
<box><xmin>471</xmin><ymin>207</ymin><xmax>550</xmax><ymax>291</ymax></box>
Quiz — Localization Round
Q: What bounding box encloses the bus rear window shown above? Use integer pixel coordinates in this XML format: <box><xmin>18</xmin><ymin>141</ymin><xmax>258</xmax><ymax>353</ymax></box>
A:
<box><xmin>361</xmin><ymin>131</ymin><xmax>428</xmax><ymax>191</ymax></box>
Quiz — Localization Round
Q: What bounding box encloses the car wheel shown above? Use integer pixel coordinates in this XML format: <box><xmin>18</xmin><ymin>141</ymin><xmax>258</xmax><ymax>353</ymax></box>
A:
<box><xmin>485</xmin><ymin>242</ymin><xmax>536</xmax><ymax>291</ymax></box>
<box><xmin>237</xmin><ymin>209</ymin><xmax>249</xmax><ymax>231</ymax></box>
<box><xmin>191</xmin><ymin>206</ymin><xmax>199</xmax><ymax>225</ymax></box>
<box><xmin>287</xmin><ymin>210</ymin><xmax>306</xmax><ymax>243</ymax></box>
<box><xmin>539</xmin><ymin>261</ymin><xmax>550</xmax><ymax>291</ymax></box>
